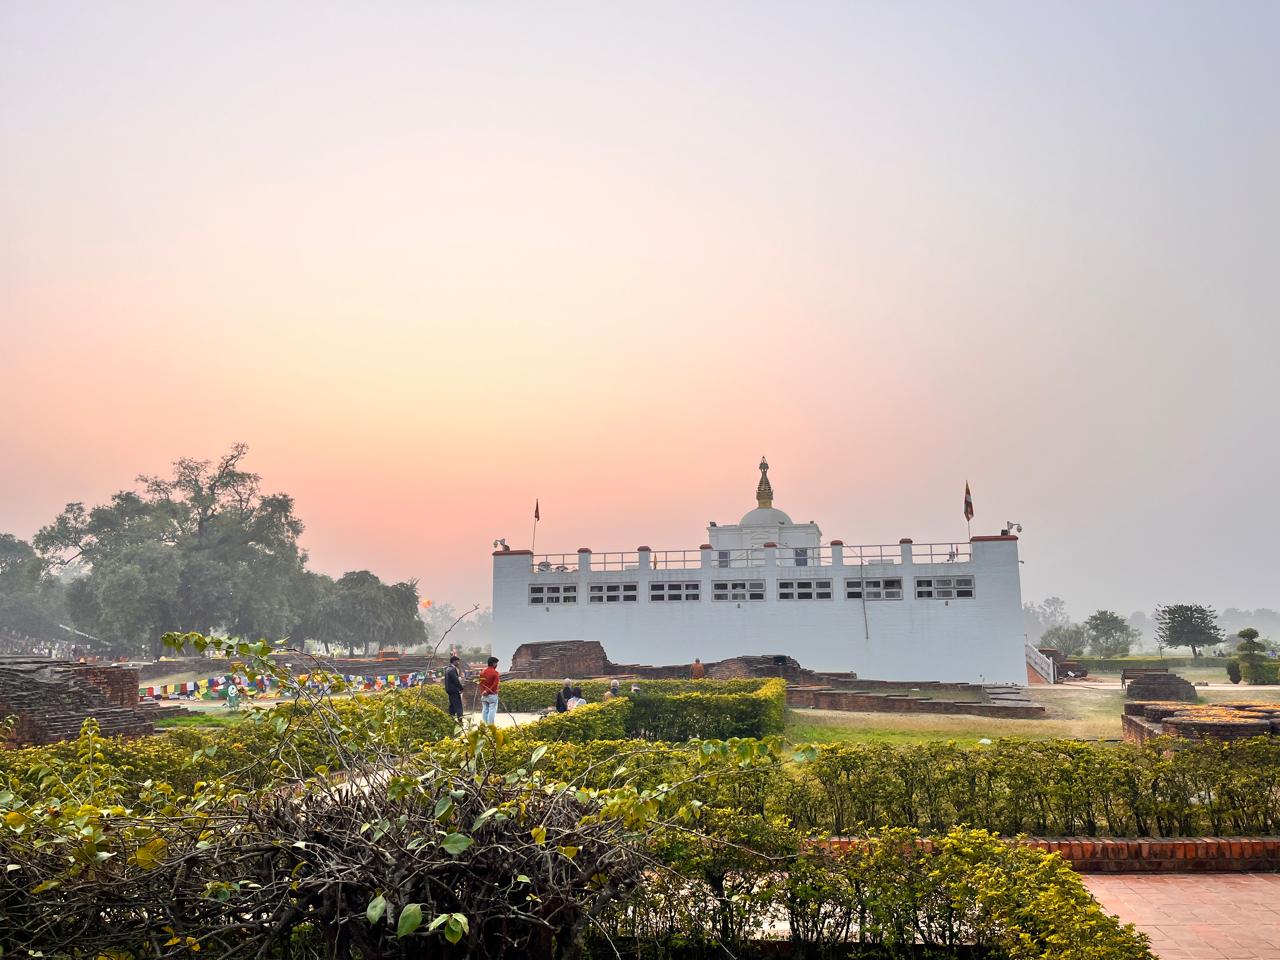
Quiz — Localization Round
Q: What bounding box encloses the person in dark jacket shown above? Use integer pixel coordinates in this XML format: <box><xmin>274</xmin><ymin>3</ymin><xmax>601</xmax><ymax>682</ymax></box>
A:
<box><xmin>554</xmin><ymin>679</ymin><xmax>573</xmax><ymax>713</ymax></box>
<box><xmin>443</xmin><ymin>655</ymin><xmax>465</xmax><ymax>723</ymax></box>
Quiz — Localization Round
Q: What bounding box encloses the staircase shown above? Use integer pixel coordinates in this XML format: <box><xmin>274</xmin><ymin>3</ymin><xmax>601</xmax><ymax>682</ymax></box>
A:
<box><xmin>0</xmin><ymin>658</ymin><xmax>155</xmax><ymax>746</ymax></box>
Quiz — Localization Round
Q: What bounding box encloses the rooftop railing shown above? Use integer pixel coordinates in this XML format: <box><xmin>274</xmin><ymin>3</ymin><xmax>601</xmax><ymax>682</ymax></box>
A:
<box><xmin>526</xmin><ymin>541</ymin><xmax>975</xmax><ymax>573</ymax></box>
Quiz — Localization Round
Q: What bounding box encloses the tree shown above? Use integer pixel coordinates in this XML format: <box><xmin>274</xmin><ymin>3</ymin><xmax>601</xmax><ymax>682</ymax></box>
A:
<box><xmin>1233</xmin><ymin>627</ymin><xmax>1277</xmax><ymax>684</ymax></box>
<box><xmin>0</xmin><ymin>534</ymin><xmax>67</xmax><ymax>642</ymax></box>
<box><xmin>1041</xmin><ymin>623</ymin><xmax>1087</xmax><ymax>658</ymax></box>
<box><xmin>312</xmin><ymin>571</ymin><xmax>426</xmax><ymax>657</ymax></box>
<box><xmin>34</xmin><ymin>446</ymin><xmax>338</xmax><ymax>658</ymax></box>
<box><xmin>1083</xmin><ymin>610</ymin><xmax>1140</xmax><ymax>658</ymax></box>
<box><xmin>1153</xmin><ymin>604</ymin><xmax>1223</xmax><ymax>658</ymax></box>
<box><xmin>1023</xmin><ymin>597</ymin><xmax>1070</xmax><ymax>643</ymax></box>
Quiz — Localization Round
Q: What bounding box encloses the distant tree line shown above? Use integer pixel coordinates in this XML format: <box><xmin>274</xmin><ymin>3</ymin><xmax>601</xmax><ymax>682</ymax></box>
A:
<box><xmin>0</xmin><ymin>445</ymin><xmax>425</xmax><ymax>659</ymax></box>
<box><xmin>1025</xmin><ymin>597</ymin><xmax>1275</xmax><ymax>660</ymax></box>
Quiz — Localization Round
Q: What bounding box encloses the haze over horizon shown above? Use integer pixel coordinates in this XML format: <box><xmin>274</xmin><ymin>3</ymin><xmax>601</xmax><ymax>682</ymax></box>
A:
<box><xmin>3</xmin><ymin>2</ymin><xmax>1277</xmax><ymax>622</ymax></box>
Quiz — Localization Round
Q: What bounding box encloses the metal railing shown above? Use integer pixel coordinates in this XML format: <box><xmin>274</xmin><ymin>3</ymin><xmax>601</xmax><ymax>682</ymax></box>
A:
<box><xmin>530</xmin><ymin>554</ymin><xmax>579</xmax><ymax>573</ymax></box>
<box><xmin>528</xmin><ymin>540</ymin><xmax>980</xmax><ymax>573</ymax></box>
<box><xmin>909</xmin><ymin>542</ymin><xmax>972</xmax><ymax>564</ymax></box>
<box><xmin>776</xmin><ymin>546</ymin><xmax>834</xmax><ymax>567</ymax></box>
<box><xmin>839</xmin><ymin>545</ymin><xmax>904</xmax><ymax>566</ymax></box>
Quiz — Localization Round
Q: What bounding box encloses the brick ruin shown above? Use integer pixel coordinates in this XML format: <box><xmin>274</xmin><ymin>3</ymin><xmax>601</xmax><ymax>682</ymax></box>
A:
<box><xmin>1125</xmin><ymin>672</ymin><xmax>1197</xmax><ymax>703</ymax></box>
<box><xmin>508</xmin><ymin>640</ymin><xmax>1045</xmax><ymax>719</ymax></box>
<box><xmin>1122</xmin><ymin>700</ymin><xmax>1280</xmax><ymax>744</ymax></box>
<box><xmin>0</xmin><ymin>658</ymin><xmax>158</xmax><ymax>746</ymax></box>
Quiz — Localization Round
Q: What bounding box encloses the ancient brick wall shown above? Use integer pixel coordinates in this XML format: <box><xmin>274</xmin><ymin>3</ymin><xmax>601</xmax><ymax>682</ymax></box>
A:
<box><xmin>510</xmin><ymin>641</ymin><xmax>608</xmax><ymax>679</ymax></box>
<box><xmin>69</xmin><ymin>665</ymin><xmax>139</xmax><ymax>708</ymax></box>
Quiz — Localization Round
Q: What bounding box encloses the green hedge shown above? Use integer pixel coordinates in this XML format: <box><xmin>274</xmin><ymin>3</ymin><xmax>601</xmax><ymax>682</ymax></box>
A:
<box><xmin>412</xmin><ymin>677</ymin><xmax>775</xmax><ymax>714</ymax></box>
<box><xmin>10</xmin><ymin>694</ymin><xmax>1280</xmax><ymax>839</ymax></box>
<box><xmin>511</xmin><ymin>679</ymin><xmax>787</xmax><ymax>742</ymax></box>
<box><xmin>594</xmin><ymin>826</ymin><xmax>1151</xmax><ymax>959</ymax></box>
<box><xmin>516</xmin><ymin>698</ymin><xmax>631</xmax><ymax>742</ymax></box>
<box><xmin>626</xmin><ymin>678</ymin><xmax>786</xmax><ymax>741</ymax></box>
<box><xmin>498</xmin><ymin>734</ymin><xmax>1280</xmax><ymax>838</ymax></box>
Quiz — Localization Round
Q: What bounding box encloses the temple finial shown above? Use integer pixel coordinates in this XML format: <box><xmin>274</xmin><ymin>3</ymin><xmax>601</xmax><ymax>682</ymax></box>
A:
<box><xmin>756</xmin><ymin>456</ymin><xmax>773</xmax><ymax>508</ymax></box>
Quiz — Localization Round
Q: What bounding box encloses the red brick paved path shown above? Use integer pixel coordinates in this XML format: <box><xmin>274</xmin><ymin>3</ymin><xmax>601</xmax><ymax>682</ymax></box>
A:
<box><xmin>1085</xmin><ymin>873</ymin><xmax>1280</xmax><ymax>959</ymax></box>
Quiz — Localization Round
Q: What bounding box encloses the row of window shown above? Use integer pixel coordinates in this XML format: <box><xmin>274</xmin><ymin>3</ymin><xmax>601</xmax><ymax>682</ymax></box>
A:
<box><xmin>529</xmin><ymin>577</ymin><xmax>975</xmax><ymax>604</ymax></box>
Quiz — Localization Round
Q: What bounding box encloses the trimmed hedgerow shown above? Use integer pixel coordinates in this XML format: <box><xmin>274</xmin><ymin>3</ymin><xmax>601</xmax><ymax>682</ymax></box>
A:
<box><xmin>515</xmin><ymin>698</ymin><xmax>632</xmax><ymax>742</ymax></box>
<box><xmin>625</xmin><ymin>678</ymin><xmax>787</xmax><ymax>741</ymax></box>
<box><xmin>413</xmin><ymin>677</ymin><xmax>775</xmax><ymax>714</ymax></box>
<box><xmin>491</xmin><ymin>734</ymin><xmax>1280</xmax><ymax>839</ymax></box>
<box><xmin>594</xmin><ymin>825</ymin><xmax>1152</xmax><ymax>959</ymax></box>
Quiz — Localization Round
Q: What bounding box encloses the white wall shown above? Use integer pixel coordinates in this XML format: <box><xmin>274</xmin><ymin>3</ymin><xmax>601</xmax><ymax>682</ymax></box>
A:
<box><xmin>492</xmin><ymin>539</ymin><xmax>1026</xmax><ymax>684</ymax></box>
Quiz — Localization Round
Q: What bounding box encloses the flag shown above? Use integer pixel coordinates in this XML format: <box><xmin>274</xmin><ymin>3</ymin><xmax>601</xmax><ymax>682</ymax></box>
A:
<box><xmin>534</xmin><ymin>499</ymin><xmax>540</xmax><ymax>522</ymax></box>
<box><xmin>964</xmin><ymin>482</ymin><xmax>974</xmax><ymax>522</ymax></box>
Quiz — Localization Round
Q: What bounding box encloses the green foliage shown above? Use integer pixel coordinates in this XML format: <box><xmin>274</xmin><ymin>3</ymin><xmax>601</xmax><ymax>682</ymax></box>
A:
<box><xmin>1234</xmin><ymin>627</ymin><xmax>1278</xmax><ymax>684</ymax></box>
<box><xmin>310</xmin><ymin>569</ymin><xmax>427</xmax><ymax>656</ymax></box>
<box><xmin>597</xmin><ymin>826</ymin><xmax>1150</xmax><ymax>959</ymax></box>
<box><xmin>0</xmin><ymin>534</ymin><xmax>66</xmax><ymax>642</ymax></box>
<box><xmin>28</xmin><ymin>445</ymin><xmax>423</xmax><ymax>658</ymax></box>
<box><xmin>1042</xmin><ymin>623</ymin><xmax>1088</xmax><ymax>657</ymax></box>
<box><xmin>626</xmin><ymin>678</ymin><xmax>787</xmax><ymax>741</ymax></box>
<box><xmin>789</xmin><ymin>736</ymin><xmax>1280</xmax><ymax>838</ymax></box>
<box><xmin>517</xmin><ymin>698</ymin><xmax>632</xmax><ymax>742</ymax></box>
<box><xmin>1154</xmin><ymin>603</ymin><xmax>1224</xmax><ymax>657</ymax></box>
<box><xmin>1227</xmin><ymin>659</ymin><xmax>1242</xmax><ymax>683</ymax></box>
<box><xmin>1076</xmin><ymin>655</ymin><xmax>1231</xmax><ymax>671</ymax></box>
<box><xmin>485</xmin><ymin>677</ymin><xmax>774</xmax><ymax>713</ymax></box>
<box><xmin>805</xmin><ymin>828</ymin><xmax>1151</xmax><ymax>959</ymax></box>
<box><xmin>1085</xmin><ymin>610</ymin><xmax>1141</xmax><ymax>658</ymax></box>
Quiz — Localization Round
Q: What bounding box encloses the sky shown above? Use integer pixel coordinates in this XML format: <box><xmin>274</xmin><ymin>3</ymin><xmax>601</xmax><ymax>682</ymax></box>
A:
<box><xmin>2</xmin><ymin>2</ymin><xmax>1278</xmax><ymax>621</ymax></box>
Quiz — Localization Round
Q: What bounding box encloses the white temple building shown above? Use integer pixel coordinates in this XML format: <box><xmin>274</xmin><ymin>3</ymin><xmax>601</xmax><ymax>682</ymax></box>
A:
<box><xmin>491</xmin><ymin>459</ymin><xmax>1026</xmax><ymax>683</ymax></box>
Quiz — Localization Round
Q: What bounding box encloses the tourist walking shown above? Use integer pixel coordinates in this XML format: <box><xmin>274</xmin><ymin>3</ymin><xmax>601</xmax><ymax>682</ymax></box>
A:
<box><xmin>691</xmin><ymin>657</ymin><xmax>705</xmax><ymax>680</ymax></box>
<box><xmin>566</xmin><ymin>686</ymin><xmax>587</xmax><ymax>710</ymax></box>
<box><xmin>603</xmin><ymin>679</ymin><xmax>622</xmax><ymax>699</ymax></box>
<box><xmin>554</xmin><ymin>679</ymin><xmax>573</xmax><ymax>713</ymax></box>
<box><xmin>478</xmin><ymin>656</ymin><xmax>501</xmax><ymax>725</ymax></box>
<box><xmin>443</xmin><ymin>655</ymin><xmax>465</xmax><ymax>724</ymax></box>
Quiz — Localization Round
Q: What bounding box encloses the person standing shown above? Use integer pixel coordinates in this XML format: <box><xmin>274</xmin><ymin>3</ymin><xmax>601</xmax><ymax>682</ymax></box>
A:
<box><xmin>478</xmin><ymin>656</ymin><xmax>501</xmax><ymax>725</ymax></box>
<box><xmin>602</xmin><ymin>679</ymin><xmax>621</xmax><ymax>699</ymax></box>
<box><xmin>691</xmin><ymin>657</ymin><xmax>705</xmax><ymax>680</ymax></box>
<box><xmin>443</xmin><ymin>655</ymin><xmax>465</xmax><ymax>724</ymax></box>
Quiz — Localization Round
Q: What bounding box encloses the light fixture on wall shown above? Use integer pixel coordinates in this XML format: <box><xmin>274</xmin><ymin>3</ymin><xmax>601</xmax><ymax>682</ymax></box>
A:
<box><xmin>492</xmin><ymin>538</ymin><xmax>509</xmax><ymax>551</ymax></box>
<box><xmin>1002</xmin><ymin>522</ymin><xmax>1023</xmax><ymax>535</ymax></box>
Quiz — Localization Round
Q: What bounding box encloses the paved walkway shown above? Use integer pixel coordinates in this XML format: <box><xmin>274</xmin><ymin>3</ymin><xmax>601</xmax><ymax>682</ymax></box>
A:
<box><xmin>1085</xmin><ymin>874</ymin><xmax>1280</xmax><ymax>959</ymax></box>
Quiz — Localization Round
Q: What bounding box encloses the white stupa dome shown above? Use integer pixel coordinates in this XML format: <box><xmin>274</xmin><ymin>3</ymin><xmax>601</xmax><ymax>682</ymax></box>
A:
<box><xmin>740</xmin><ymin>506</ymin><xmax>793</xmax><ymax>526</ymax></box>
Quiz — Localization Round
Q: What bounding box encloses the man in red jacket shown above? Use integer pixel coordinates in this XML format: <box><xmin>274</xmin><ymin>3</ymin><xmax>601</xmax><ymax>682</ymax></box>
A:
<box><xmin>478</xmin><ymin>656</ymin><xmax>501</xmax><ymax>725</ymax></box>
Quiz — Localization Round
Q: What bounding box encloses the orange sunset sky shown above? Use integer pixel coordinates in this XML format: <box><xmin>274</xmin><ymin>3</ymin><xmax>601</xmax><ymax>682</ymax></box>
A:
<box><xmin>2</xmin><ymin>3</ymin><xmax>1277</xmax><ymax>617</ymax></box>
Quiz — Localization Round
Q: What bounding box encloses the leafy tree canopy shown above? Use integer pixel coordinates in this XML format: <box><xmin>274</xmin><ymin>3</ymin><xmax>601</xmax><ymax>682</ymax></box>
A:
<box><xmin>1153</xmin><ymin>603</ymin><xmax>1223</xmax><ymax>658</ymax></box>
<box><xmin>25</xmin><ymin>445</ymin><xmax>417</xmax><ymax>659</ymax></box>
<box><xmin>1083</xmin><ymin>609</ymin><xmax>1140</xmax><ymax>658</ymax></box>
<box><xmin>0</xmin><ymin>534</ymin><xmax>67</xmax><ymax>642</ymax></box>
<box><xmin>1040</xmin><ymin>623</ymin><xmax>1087</xmax><ymax>658</ymax></box>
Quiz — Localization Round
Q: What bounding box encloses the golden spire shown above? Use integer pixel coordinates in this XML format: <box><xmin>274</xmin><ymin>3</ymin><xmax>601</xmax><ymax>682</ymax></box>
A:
<box><xmin>756</xmin><ymin>456</ymin><xmax>773</xmax><ymax>508</ymax></box>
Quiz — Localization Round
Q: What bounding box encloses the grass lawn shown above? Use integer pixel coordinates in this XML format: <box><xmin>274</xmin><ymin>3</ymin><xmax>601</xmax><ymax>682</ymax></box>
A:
<box><xmin>786</xmin><ymin>682</ymin><xmax>1280</xmax><ymax>745</ymax></box>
